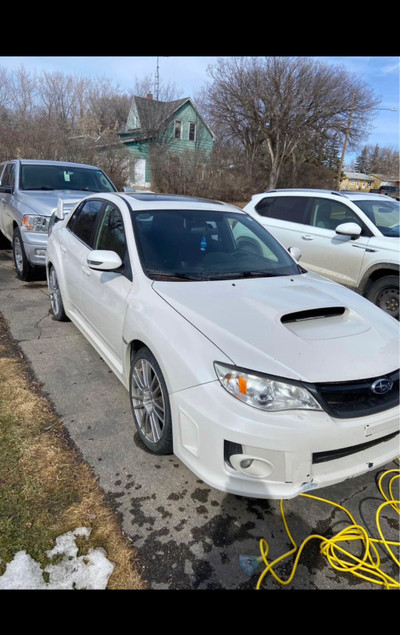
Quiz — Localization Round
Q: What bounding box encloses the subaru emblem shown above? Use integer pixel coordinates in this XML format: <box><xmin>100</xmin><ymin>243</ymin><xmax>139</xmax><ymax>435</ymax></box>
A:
<box><xmin>371</xmin><ymin>378</ymin><xmax>393</xmax><ymax>395</ymax></box>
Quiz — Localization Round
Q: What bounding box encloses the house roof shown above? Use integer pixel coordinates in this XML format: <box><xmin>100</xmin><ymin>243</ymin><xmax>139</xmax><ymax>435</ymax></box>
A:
<box><xmin>125</xmin><ymin>96</ymin><xmax>188</xmax><ymax>133</ymax></box>
<box><xmin>123</xmin><ymin>95</ymin><xmax>215</xmax><ymax>140</ymax></box>
<box><xmin>344</xmin><ymin>171</ymin><xmax>373</xmax><ymax>181</ymax></box>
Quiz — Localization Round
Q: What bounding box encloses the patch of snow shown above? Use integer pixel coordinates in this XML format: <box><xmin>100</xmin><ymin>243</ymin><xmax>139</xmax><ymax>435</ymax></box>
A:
<box><xmin>0</xmin><ymin>527</ymin><xmax>115</xmax><ymax>590</ymax></box>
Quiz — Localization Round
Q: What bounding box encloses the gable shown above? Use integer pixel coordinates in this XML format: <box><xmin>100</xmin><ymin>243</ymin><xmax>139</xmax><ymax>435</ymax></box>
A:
<box><xmin>124</xmin><ymin>96</ymin><xmax>215</xmax><ymax>142</ymax></box>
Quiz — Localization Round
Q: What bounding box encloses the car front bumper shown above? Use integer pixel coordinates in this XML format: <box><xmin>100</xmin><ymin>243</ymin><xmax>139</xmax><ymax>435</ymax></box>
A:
<box><xmin>171</xmin><ymin>381</ymin><xmax>399</xmax><ymax>499</ymax></box>
<box><xmin>21</xmin><ymin>231</ymin><xmax>48</xmax><ymax>266</ymax></box>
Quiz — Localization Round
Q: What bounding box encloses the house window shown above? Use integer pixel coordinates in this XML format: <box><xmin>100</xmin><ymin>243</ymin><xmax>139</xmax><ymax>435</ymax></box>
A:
<box><xmin>189</xmin><ymin>122</ymin><xmax>197</xmax><ymax>141</ymax></box>
<box><xmin>174</xmin><ymin>120</ymin><xmax>182</xmax><ymax>139</ymax></box>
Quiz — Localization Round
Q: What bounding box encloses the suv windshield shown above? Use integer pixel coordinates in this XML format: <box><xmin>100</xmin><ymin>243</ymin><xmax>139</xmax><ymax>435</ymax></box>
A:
<box><xmin>352</xmin><ymin>198</ymin><xmax>400</xmax><ymax>237</ymax></box>
<box><xmin>132</xmin><ymin>209</ymin><xmax>301</xmax><ymax>281</ymax></box>
<box><xmin>20</xmin><ymin>164</ymin><xmax>116</xmax><ymax>192</ymax></box>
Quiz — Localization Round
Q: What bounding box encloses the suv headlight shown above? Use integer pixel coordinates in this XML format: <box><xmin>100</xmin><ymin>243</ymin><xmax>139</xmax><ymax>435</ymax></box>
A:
<box><xmin>214</xmin><ymin>363</ymin><xmax>322</xmax><ymax>412</ymax></box>
<box><xmin>21</xmin><ymin>215</ymin><xmax>50</xmax><ymax>233</ymax></box>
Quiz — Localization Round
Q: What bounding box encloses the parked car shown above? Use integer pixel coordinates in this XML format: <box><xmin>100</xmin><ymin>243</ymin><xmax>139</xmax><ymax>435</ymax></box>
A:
<box><xmin>370</xmin><ymin>185</ymin><xmax>400</xmax><ymax>200</ymax></box>
<box><xmin>46</xmin><ymin>192</ymin><xmax>399</xmax><ymax>500</ymax></box>
<box><xmin>243</xmin><ymin>189</ymin><xmax>400</xmax><ymax>318</ymax></box>
<box><xmin>0</xmin><ymin>159</ymin><xmax>117</xmax><ymax>280</ymax></box>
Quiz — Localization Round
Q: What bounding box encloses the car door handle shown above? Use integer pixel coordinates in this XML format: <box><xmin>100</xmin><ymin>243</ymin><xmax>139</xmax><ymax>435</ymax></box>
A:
<box><xmin>60</xmin><ymin>244</ymin><xmax>66</xmax><ymax>253</ymax></box>
<box><xmin>82</xmin><ymin>265</ymin><xmax>92</xmax><ymax>276</ymax></box>
<box><xmin>302</xmin><ymin>234</ymin><xmax>314</xmax><ymax>240</ymax></box>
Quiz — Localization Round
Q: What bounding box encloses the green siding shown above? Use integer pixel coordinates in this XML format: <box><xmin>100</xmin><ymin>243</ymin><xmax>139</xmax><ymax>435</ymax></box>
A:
<box><xmin>119</xmin><ymin>98</ymin><xmax>214</xmax><ymax>186</ymax></box>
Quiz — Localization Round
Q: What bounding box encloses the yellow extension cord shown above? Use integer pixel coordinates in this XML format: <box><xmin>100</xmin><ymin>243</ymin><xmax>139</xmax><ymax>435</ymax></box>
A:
<box><xmin>256</xmin><ymin>462</ymin><xmax>400</xmax><ymax>589</ymax></box>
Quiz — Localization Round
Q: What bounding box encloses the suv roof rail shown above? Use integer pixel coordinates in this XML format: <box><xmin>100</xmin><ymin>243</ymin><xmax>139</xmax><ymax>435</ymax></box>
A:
<box><xmin>262</xmin><ymin>188</ymin><xmax>347</xmax><ymax>197</ymax></box>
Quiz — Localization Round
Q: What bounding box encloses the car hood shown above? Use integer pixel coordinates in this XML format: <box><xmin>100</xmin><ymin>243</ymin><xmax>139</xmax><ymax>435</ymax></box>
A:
<box><xmin>18</xmin><ymin>191</ymin><xmax>89</xmax><ymax>216</ymax></box>
<box><xmin>153</xmin><ymin>272</ymin><xmax>399</xmax><ymax>383</ymax></box>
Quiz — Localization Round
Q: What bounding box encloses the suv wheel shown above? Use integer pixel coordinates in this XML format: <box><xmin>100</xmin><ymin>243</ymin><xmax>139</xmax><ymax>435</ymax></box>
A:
<box><xmin>12</xmin><ymin>227</ymin><xmax>35</xmax><ymax>281</ymax></box>
<box><xmin>366</xmin><ymin>276</ymin><xmax>399</xmax><ymax>319</ymax></box>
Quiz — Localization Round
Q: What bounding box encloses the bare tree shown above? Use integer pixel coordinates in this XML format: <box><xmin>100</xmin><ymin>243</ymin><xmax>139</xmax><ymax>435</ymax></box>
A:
<box><xmin>205</xmin><ymin>57</ymin><xmax>380</xmax><ymax>190</ymax></box>
<box><xmin>354</xmin><ymin>144</ymin><xmax>399</xmax><ymax>176</ymax></box>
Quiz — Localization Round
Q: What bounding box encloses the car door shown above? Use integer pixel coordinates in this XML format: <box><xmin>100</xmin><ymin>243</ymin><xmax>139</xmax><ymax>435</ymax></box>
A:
<box><xmin>78</xmin><ymin>201</ymin><xmax>132</xmax><ymax>373</ymax></box>
<box><xmin>0</xmin><ymin>162</ymin><xmax>16</xmax><ymax>239</ymax></box>
<box><xmin>59</xmin><ymin>198</ymin><xmax>105</xmax><ymax>314</ymax></box>
<box><xmin>295</xmin><ymin>197</ymin><xmax>373</xmax><ymax>288</ymax></box>
<box><xmin>253</xmin><ymin>195</ymin><xmax>371</xmax><ymax>288</ymax></box>
<box><xmin>251</xmin><ymin>195</ymin><xmax>311</xmax><ymax>256</ymax></box>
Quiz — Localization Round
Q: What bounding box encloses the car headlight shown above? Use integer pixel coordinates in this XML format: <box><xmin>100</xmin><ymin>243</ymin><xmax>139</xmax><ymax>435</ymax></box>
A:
<box><xmin>214</xmin><ymin>363</ymin><xmax>322</xmax><ymax>412</ymax></box>
<box><xmin>21</xmin><ymin>215</ymin><xmax>50</xmax><ymax>233</ymax></box>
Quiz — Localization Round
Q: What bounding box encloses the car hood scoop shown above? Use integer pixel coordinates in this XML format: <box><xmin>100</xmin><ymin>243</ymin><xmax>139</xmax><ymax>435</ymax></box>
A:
<box><xmin>280</xmin><ymin>305</ymin><xmax>369</xmax><ymax>340</ymax></box>
<box><xmin>153</xmin><ymin>274</ymin><xmax>398</xmax><ymax>383</ymax></box>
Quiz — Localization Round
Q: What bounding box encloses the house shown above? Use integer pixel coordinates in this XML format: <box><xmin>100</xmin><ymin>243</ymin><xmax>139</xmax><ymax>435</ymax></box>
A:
<box><xmin>369</xmin><ymin>173</ymin><xmax>400</xmax><ymax>190</ymax></box>
<box><xmin>340</xmin><ymin>171</ymin><xmax>374</xmax><ymax>191</ymax></box>
<box><xmin>118</xmin><ymin>94</ymin><xmax>215</xmax><ymax>187</ymax></box>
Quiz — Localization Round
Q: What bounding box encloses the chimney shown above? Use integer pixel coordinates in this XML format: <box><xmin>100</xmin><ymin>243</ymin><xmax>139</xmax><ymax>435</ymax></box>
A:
<box><xmin>147</xmin><ymin>92</ymin><xmax>153</xmax><ymax>100</ymax></box>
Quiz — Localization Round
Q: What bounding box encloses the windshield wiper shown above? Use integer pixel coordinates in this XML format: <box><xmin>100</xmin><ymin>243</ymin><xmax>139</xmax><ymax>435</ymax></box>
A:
<box><xmin>23</xmin><ymin>186</ymin><xmax>54</xmax><ymax>190</ymax></box>
<box><xmin>205</xmin><ymin>270</ymin><xmax>281</xmax><ymax>280</ymax></box>
<box><xmin>147</xmin><ymin>270</ymin><xmax>205</xmax><ymax>281</ymax></box>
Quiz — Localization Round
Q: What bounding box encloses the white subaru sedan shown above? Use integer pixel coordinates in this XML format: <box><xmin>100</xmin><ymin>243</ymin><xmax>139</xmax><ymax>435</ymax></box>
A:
<box><xmin>46</xmin><ymin>192</ymin><xmax>400</xmax><ymax>500</ymax></box>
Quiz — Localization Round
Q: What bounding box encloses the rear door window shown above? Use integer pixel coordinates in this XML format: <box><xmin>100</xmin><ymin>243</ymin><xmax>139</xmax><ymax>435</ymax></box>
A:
<box><xmin>255</xmin><ymin>196</ymin><xmax>309</xmax><ymax>224</ymax></box>
<box><xmin>67</xmin><ymin>199</ymin><xmax>104</xmax><ymax>247</ymax></box>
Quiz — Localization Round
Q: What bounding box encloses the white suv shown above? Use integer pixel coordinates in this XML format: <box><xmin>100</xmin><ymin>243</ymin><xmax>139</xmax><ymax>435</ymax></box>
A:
<box><xmin>244</xmin><ymin>189</ymin><xmax>399</xmax><ymax>318</ymax></box>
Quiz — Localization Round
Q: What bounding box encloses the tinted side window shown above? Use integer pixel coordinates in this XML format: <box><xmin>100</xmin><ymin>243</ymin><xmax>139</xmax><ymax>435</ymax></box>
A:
<box><xmin>67</xmin><ymin>199</ymin><xmax>104</xmax><ymax>247</ymax></box>
<box><xmin>309</xmin><ymin>198</ymin><xmax>369</xmax><ymax>233</ymax></box>
<box><xmin>255</xmin><ymin>196</ymin><xmax>308</xmax><ymax>224</ymax></box>
<box><xmin>95</xmin><ymin>203</ymin><xmax>127</xmax><ymax>261</ymax></box>
<box><xmin>1</xmin><ymin>163</ymin><xmax>16</xmax><ymax>188</ymax></box>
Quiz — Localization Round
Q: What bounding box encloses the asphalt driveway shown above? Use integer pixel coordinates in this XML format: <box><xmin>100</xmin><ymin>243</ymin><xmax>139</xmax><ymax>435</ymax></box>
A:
<box><xmin>0</xmin><ymin>246</ymin><xmax>398</xmax><ymax>590</ymax></box>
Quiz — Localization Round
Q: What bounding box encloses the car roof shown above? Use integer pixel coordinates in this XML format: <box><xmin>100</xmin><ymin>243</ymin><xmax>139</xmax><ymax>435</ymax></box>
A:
<box><xmin>113</xmin><ymin>192</ymin><xmax>245</xmax><ymax>213</ymax></box>
<box><xmin>15</xmin><ymin>158</ymin><xmax>105</xmax><ymax>170</ymax></box>
<box><xmin>251</xmin><ymin>188</ymin><xmax>394</xmax><ymax>202</ymax></box>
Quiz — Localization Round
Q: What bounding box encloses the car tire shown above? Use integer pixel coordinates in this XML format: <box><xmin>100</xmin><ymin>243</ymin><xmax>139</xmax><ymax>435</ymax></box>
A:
<box><xmin>366</xmin><ymin>276</ymin><xmax>399</xmax><ymax>319</ymax></box>
<box><xmin>129</xmin><ymin>347</ymin><xmax>173</xmax><ymax>455</ymax></box>
<box><xmin>12</xmin><ymin>227</ymin><xmax>35</xmax><ymax>281</ymax></box>
<box><xmin>48</xmin><ymin>265</ymin><xmax>69</xmax><ymax>321</ymax></box>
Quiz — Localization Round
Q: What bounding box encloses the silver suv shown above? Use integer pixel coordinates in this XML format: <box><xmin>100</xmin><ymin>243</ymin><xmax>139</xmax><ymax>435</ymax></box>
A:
<box><xmin>0</xmin><ymin>159</ymin><xmax>117</xmax><ymax>280</ymax></box>
<box><xmin>244</xmin><ymin>189</ymin><xmax>400</xmax><ymax>318</ymax></box>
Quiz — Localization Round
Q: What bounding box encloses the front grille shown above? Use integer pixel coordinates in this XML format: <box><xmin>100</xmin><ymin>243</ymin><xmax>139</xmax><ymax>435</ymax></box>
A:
<box><xmin>313</xmin><ymin>431</ymin><xmax>399</xmax><ymax>464</ymax></box>
<box><xmin>308</xmin><ymin>369</ymin><xmax>399</xmax><ymax>418</ymax></box>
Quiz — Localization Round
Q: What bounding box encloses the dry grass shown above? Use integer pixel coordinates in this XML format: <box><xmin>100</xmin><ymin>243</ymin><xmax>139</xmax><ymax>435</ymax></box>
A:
<box><xmin>0</xmin><ymin>315</ymin><xmax>147</xmax><ymax>589</ymax></box>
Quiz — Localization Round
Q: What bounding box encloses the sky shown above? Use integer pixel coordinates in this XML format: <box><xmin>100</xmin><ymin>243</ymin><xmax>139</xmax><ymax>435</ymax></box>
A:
<box><xmin>0</xmin><ymin>55</ymin><xmax>398</xmax><ymax>166</ymax></box>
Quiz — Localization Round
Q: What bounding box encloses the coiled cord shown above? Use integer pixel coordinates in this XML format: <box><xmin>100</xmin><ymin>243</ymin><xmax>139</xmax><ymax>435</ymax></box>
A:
<box><xmin>254</xmin><ymin>463</ymin><xmax>399</xmax><ymax>589</ymax></box>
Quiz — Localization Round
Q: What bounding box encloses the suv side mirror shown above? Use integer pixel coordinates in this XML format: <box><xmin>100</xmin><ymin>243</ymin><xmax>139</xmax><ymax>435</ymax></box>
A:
<box><xmin>288</xmin><ymin>246</ymin><xmax>301</xmax><ymax>261</ymax></box>
<box><xmin>335</xmin><ymin>222</ymin><xmax>362</xmax><ymax>239</ymax></box>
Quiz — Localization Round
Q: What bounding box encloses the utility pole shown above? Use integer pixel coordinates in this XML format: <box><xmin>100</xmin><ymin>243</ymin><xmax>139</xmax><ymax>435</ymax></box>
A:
<box><xmin>336</xmin><ymin>93</ymin><xmax>355</xmax><ymax>190</ymax></box>
<box><xmin>155</xmin><ymin>57</ymin><xmax>160</xmax><ymax>101</ymax></box>
<box><xmin>336</xmin><ymin>100</ymin><xmax>397</xmax><ymax>191</ymax></box>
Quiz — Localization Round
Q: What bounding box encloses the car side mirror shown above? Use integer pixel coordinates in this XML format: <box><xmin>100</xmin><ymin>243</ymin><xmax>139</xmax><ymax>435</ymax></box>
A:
<box><xmin>335</xmin><ymin>222</ymin><xmax>362</xmax><ymax>239</ymax></box>
<box><xmin>87</xmin><ymin>250</ymin><xmax>123</xmax><ymax>271</ymax></box>
<box><xmin>288</xmin><ymin>246</ymin><xmax>301</xmax><ymax>262</ymax></box>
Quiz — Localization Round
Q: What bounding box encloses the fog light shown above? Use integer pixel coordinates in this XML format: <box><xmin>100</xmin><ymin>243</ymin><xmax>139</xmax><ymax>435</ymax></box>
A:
<box><xmin>229</xmin><ymin>454</ymin><xmax>274</xmax><ymax>479</ymax></box>
<box><xmin>35</xmin><ymin>249</ymin><xmax>46</xmax><ymax>256</ymax></box>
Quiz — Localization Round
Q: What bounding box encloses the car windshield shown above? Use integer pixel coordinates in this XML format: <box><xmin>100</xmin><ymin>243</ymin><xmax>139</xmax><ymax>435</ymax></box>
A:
<box><xmin>132</xmin><ymin>209</ymin><xmax>301</xmax><ymax>281</ymax></box>
<box><xmin>352</xmin><ymin>198</ymin><xmax>400</xmax><ymax>237</ymax></box>
<box><xmin>20</xmin><ymin>164</ymin><xmax>116</xmax><ymax>192</ymax></box>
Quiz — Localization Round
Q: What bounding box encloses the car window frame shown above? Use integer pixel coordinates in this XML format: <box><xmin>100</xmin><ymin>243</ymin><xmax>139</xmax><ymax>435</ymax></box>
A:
<box><xmin>254</xmin><ymin>196</ymin><xmax>310</xmax><ymax>224</ymax></box>
<box><xmin>254</xmin><ymin>195</ymin><xmax>373</xmax><ymax>237</ymax></box>
<box><xmin>66</xmin><ymin>198</ymin><xmax>105</xmax><ymax>249</ymax></box>
<box><xmin>93</xmin><ymin>202</ymin><xmax>133</xmax><ymax>281</ymax></box>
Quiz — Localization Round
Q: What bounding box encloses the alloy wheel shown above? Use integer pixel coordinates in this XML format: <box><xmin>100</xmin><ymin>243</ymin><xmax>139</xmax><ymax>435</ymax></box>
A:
<box><xmin>130</xmin><ymin>358</ymin><xmax>166</xmax><ymax>445</ymax></box>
